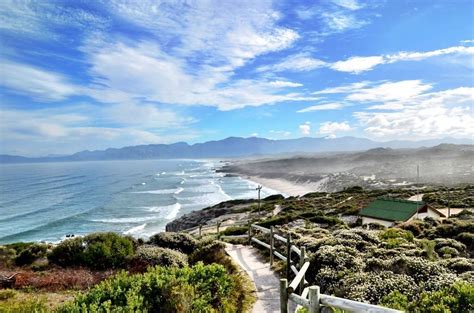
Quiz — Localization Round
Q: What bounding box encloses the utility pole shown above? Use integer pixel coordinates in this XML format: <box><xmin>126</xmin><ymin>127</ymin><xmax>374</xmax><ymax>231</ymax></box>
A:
<box><xmin>256</xmin><ymin>185</ymin><xmax>262</xmax><ymax>215</ymax></box>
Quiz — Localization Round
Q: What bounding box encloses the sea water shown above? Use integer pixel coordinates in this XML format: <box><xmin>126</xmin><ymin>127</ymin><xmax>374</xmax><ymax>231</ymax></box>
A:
<box><xmin>0</xmin><ymin>159</ymin><xmax>277</xmax><ymax>243</ymax></box>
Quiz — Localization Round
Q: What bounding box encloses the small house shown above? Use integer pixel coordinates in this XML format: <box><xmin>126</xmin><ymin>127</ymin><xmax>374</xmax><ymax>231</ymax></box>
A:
<box><xmin>359</xmin><ymin>198</ymin><xmax>444</xmax><ymax>227</ymax></box>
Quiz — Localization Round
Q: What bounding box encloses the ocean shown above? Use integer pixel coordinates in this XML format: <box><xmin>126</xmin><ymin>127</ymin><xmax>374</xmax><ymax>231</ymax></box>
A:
<box><xmin>0</xmin><ymin>159</ymin><xmax>277</xmax><ymax>244</ymax></box>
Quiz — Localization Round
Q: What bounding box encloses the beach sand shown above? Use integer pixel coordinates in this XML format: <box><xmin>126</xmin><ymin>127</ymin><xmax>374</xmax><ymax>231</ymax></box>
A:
<box><xmin>245</xmin><ymin>175</ymin><xmax>324</xmax><ymax>197</ymax></box>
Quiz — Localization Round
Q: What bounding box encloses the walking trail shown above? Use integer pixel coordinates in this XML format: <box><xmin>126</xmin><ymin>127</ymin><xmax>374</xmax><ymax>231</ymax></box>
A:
<box><xmin>225</xmin><ymin>243</ymin><xmax>294</xmax><ymax>313</ymax></box>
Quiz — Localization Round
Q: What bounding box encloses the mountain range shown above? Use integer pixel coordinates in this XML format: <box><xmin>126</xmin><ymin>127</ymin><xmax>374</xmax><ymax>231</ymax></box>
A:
<box><xmin>0</xmin><ymin>136</ymin><xmax>472</xmax><ymax>163</ymax></box>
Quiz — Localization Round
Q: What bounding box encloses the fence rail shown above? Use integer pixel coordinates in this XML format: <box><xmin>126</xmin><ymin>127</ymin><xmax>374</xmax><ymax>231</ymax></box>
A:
<box><xmin>181</xmin><ymin>221</ymin><xmax>401</xmax><ymax>313</ymax></box>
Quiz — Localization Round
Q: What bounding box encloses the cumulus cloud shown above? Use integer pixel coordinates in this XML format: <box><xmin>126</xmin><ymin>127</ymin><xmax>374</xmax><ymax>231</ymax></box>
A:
<box><xmin>318</xmin><ymin>121</ymin><xmax>352</xmax><ymax>137</ymax></box>
<box><xmin>299</xmin><ymin>122</ymin><xmax>311</xmax><ymax>135</ymax></box>
<box><xmin>331</xmin><ymin>56</ymin><xmax>385</xmax><ymax>73</ymax></box>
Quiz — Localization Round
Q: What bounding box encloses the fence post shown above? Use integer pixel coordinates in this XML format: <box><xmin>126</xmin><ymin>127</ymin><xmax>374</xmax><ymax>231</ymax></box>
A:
<box><xmin>280</xmin><ymin>279</ymin><xmax>288</xmax><ymax>313</ymax></box>
<box><xmin>217</xmin><ymin>222</ymin><xmax>221</xmax><ymax>239</ymax></box>
<box><xmin>199</xmin><ymin>224</ymin><xmax>202</xmax><ymax>238</ymax></box>
<box><xmin>248</xmin><ymin>221</ymin><xmax>252</xmax><ymax>245</ymax></box>
<box><xmin>308</xmin><ymin>286</ymin><xmax>320</xmax><ymax>313</ymax></box>
<box><xmin>270</xmin><ymin>226</ymin><xmax>274</xmax><ymax>266</ymax></box>
<box><xmin>286</xmin><ymin>232</ymin><xmax>291</xmax><ymax>280</ymax></box>
<box><xmin>299</xmin><ymin>246</ymin><xmax>306</xmax><ymax>293</ymax></box>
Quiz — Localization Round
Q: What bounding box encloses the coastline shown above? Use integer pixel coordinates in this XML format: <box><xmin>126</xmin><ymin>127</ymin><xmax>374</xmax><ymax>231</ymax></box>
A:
<box><xmin>242</xmin><ymin>175</ymin><xmax>323</xmax><ymax>197</ymax></box>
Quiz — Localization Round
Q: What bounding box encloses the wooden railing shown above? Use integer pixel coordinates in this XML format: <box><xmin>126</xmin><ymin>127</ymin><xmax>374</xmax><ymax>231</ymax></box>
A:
<box><xmin>181</xmin><ymin>222</ymin><xmax>402</xmax><ymax>312</ymax></box>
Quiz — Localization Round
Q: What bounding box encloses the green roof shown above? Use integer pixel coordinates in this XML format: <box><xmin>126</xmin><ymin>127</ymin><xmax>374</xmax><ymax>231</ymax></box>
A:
<box><xmin>359</xmin><ymin>198</ymin><xmax>425</xmax><ymax>222</ymax></box>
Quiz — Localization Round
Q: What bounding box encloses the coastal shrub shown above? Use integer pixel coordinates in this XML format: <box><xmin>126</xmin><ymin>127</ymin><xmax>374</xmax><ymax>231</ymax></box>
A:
<box><xmin>48</xmin><ymin>237</ymin><xmax>84</xmax><ymax>267</ymax></box>
<box><xmin>416</xmin><ymin>239</ymin><xmax>437</xmax><ymax>259</ymax></box>
<box><xmin>149</xmin><ymin>232</ymin><xmax>198</xmax><ymax>254</ymax></box>
<box><xmin>0</xmin><ymin>246</ymin><xmax>16</xmax><ymax>268</ymax></box>
<box><xmin>189</xmin><ymin>241</ymin><xmax>228</xmax><ymax>267</ymax></box>
<box><xmin>379</xmin><ymin>228</ymin><xmax>414</xmax><ymax>248</ymax></box>
<box><xmin>397</xmin><ymin>220</ymin><xmax>425</xmax><ymax>237</ymax></box>
<box><xmin>221</xmin><ymin>225</ymin><xmax>248</xmax><ymax>236</ymax></box>
<box><xmin>59</xmin><ymin>262</ymin><xmax>237</xmax><ymax>312</ymax></box>
<box><xmin>0</xmin><ymin>296</ymin><xmax>48</xmax><ymax>313</ymax></box>
<box><xmin>398</xmin><ymin>281</ymin><xmax>474</xmax><ymax>313</ymax></box>
<box><xmin>0</xmin><ymin>289</ymin><xmax>16</xmax><ymax>300</ymax></box>
<box><xmin>307</xmin><ymin>245</ymin><xmax>363</xmax><ymax>281</ymax></box>
<box><xmin>14</xmin><ymin>243</ymin><xmax>48</xmax><ymax>266</ymax></box>
<box><xmin>439</xmin><ymin>258</ymin><xmax>473</xmax><ymax>274</ymax></box>
<box><xmin>456</xmin><ymin>232</ymin><xmax>474</xmax><ymax>255</ymax></box>
<box><xmin>434</xmin><ymin>238</ymin><xmax>466</xmax><ymax>257</ymax></box>
<box><xmin>389</xmin><ymin>256</ymin><xmax>450</xmax><ymax>284</ymax></box>
<box><xmin>341</xmin><ymin>271</ymin><xmax>418</xmax><ymax>304</ymax></box>
<box><xmin>432</xmin><ymin>220</ymin><xmax>474</xmax><ymax>239</ymax></box>
<box><xmin>48</xmin><ymin>232</ymin><xmax>135</xmax><ymax>269</ymax></box>
<box><xmin>130</xmin><ymin>245</ymin><xmax>188</xmax><ymax>270</ymax></box>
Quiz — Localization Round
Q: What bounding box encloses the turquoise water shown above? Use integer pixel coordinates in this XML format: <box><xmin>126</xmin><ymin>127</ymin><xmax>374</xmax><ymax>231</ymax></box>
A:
<box><xmin>0</xmin><ymin>160</ymin><xmax>277</xmax><ymax>243</ymax></box>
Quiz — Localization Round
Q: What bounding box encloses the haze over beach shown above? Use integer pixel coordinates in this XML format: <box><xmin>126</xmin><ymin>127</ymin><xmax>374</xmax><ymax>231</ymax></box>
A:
<box><xmin>0</xmin><ymin>1</ymin><xmax>473</xmax><ymax>312</ymax></box>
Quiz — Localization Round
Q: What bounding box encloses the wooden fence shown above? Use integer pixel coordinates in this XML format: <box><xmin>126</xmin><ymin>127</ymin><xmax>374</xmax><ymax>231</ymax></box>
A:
<box><xmin>182</xmin><ymin>222</ymin><xmax>402</xmax><ymax>313</ymax></box>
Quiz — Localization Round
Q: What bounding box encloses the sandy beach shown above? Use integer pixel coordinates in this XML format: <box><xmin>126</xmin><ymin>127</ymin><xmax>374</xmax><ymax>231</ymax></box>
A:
<box><xmin>244</xmin><ymin>175</ymin><xmax>325</xmax><ymax>197</ymax></box>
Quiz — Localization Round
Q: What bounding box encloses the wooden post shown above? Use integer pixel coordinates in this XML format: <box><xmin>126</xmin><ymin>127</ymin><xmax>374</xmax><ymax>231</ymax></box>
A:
<box><xmin>199</xmin><ymin>224</ymin><xmax>202</xmax><ymax>238</ymax></box>
<box><xmin>248</xmin><ymin>221</ymin><xmax>252</xmax><ymax>245</ymax></box>
<box><xmin>299</xmin><ymin>246</ymin><xmax>306</xmax><ymax>293</ymax></box>
<box><xmin>286</xmin><ymin>232</ymin><xmax>291</xmax><ymax>280</ymax></box>
<box><xmin>280</xmin><ymin>279</ymin><xmax>288</xmax><ymax>313</ymax></box>
<box><xmin>308</xmin><ymin>286</ymin><xmax>320</xmax><ymax>313</ymax></box>
<box><xmin>217</xmin><ymin>222</ymin><xmax>221</xmax><ymax>239</ymax></box>
<box><xmin>270</xmin><ymin>226</ymin><xmax>274</xmax><ymax>266</ymax></box>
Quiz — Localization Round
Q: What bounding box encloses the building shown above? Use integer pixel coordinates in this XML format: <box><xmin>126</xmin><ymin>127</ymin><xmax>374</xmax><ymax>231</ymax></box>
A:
<box><xmin>359</xmin><ymin>198</ymin><xmax>444</xmax><ymax>227</ymax></box>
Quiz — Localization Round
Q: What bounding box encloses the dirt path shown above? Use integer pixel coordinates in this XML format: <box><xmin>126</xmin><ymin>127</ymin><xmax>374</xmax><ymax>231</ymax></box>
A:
<box><xmin>225</xmin><ymin>244</ymin><xmax>287</xmax><ymax>313</ymax></box>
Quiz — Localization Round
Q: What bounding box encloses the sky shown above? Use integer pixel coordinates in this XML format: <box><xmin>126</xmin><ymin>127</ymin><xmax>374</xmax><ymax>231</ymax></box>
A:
<box><xmin>0</xmin><ymin>0</ymin><xmax>473</xmax><ymax>156</ymax></box>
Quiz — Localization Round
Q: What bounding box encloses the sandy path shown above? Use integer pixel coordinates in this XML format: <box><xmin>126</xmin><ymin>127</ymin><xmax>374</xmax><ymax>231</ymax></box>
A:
<box><xmin>225</xmin><ymin>244</ymin><xmax>286</xmax><ymax>313</ymax></box>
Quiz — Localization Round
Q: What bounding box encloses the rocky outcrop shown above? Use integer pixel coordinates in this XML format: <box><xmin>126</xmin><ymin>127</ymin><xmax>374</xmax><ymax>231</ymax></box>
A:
<box><xmin>165</xmin><ymin>199</ymin><xmax>256</xmax><ymax>232</ymax></box>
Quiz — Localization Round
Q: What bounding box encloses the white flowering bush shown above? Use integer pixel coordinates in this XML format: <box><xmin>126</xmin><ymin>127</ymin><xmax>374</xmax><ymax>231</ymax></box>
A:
<box><xmin>340</xmin><ymin>271</ymin><xmax>418</xmax><ymax>303</ymax></box>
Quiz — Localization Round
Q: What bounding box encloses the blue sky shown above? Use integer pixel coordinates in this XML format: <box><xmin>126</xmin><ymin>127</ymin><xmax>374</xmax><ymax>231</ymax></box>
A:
<box><xmin>0</xmin><ymin>0</ymin><xmax>473</xmax><ymax>156</ymax></box>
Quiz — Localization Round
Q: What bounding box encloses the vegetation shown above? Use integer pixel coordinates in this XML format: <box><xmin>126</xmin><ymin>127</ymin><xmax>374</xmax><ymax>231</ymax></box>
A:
<box><xmin>0</xmin><ymin>185</ymin><xmax>472</xmax><ymax>312</ymax></box>
<box><xmin>59</xmin><ymin>263</ymin><xmax>237</xmax><ymax>312</ymax></box>
<box><xmin>48</xmin><ymin>232</ymin><xmax>135</xmax><ymax>270</ymax></box>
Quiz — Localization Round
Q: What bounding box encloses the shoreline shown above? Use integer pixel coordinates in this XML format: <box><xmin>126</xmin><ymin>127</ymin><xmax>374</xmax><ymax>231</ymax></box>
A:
<box><xmin>242</xmin><ymin>175</ymin><xmax>324</xmax><ymax>197</ymax></box>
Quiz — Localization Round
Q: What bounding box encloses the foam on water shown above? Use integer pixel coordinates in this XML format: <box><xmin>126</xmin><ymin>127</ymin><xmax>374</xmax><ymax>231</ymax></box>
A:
<box><xmin>124</xmin><ymin>223</ymin><xmax>147</xmax><ymax>235</ymax></box>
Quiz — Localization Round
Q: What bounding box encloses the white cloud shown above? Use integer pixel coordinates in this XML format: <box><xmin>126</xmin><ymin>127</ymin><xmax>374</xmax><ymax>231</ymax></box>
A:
<box><xmin>258</xmin><ymin>54</ymin><xmax>327</xmax><ymax>72</ymax></box>
<box><xmin>331</xmin><ymin>56</ymin><xmax>385</xmax><ymax>73</ymax></box>
<box><xmin>297</xmin><ymin>103</ymin><xmax>344</xmax><ymax>112</ymax></box>
<box><xmin>321</xmin><ymin>11</ymin><xmax>367</xmax><ymax>32</ymax></box>
<box><xmin>461</xmin><ymin>39</ymin><xmax>474</xmax><ymax>44</ymax></box>
<box><xmin>332</xmin><ymin>45</ymin><xmax>474</xmax><ymax>74</ymax></box>
<box><xmin>0</xmin><ymin>103</ymin><xmax>196</xmax><ymax>156</ymax></box>
<box><xmin>82</xmin><ymin>40</ymin><xmax>316</xmax><ymax>110</ymax></box>
<box><xmin>318</xmin><ymin>121</ymin><xmax>352</xmax><ymax>138</ymax></box>
<box><xmin>299</xmin><ymin>122</ymin><xmax>311</xmax><ymax>135</ymax></box>
<box><xmin>354</xmin><ymin>86</ymin><xmax>474</xmax><ymax>140</ymax></box>
<box><xmin>0</xmin><ymin>60</ymin><xmax>81</xmax><ymax>101</ymax></box>
<box><xmin>331</xmin><ymin>0</ymin><xmax>363</xmax><ymax>10</ymax></box>
<box><xmin>267</xmin><ymin>80</ymin><xmax>303</xmax><ymax>88</ymax></box>
<box><xmin>346</xmin><ymin>80</ymin><xmax>433</xmax><ymax>102</ymax></box>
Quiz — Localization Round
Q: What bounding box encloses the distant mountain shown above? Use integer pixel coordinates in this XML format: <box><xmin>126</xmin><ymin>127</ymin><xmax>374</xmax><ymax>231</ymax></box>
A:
<box><xmin>0</xmin><ymin>136</ymin><xmax>472</xmax><ymax>163</ymax></box>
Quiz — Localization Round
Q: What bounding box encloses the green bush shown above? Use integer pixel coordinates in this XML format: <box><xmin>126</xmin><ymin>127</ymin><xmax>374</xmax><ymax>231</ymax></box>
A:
<box><xmin>59</xmin><ymin>262</ymin><xmax>237</xmax><ymax>312</ymax></box>
<box><xmin>148</xmin><ymin>232</ymin><xmax>198</xmax><ymax>254</ymax></box>
<box><xmin>48</xmin><ymin>232</ymin><xmax>135</xmax><ymax>270</ymax></box>
<box><xmin>14</xmin><ymin>243</ymin><xmax>48</xmax><ymax>266</ymax></box>
<box><xmin>221</xmin><ymin>225</ymin><xmax>248</xmax><ymax>236</ymax></box>
<box><xmin>131</xmin><ymin>245</ymin><xmax>188</xmax><ymax>269</ymax></box>
<box><xmin>0</xmin><ymin>289</ymin><xmax>16</xmax><ymax>300</ymax></box>
<box><xmin>402</xmin><ymin>281</ymin><xmax>474</xmax><ymax>313</ymax></box>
